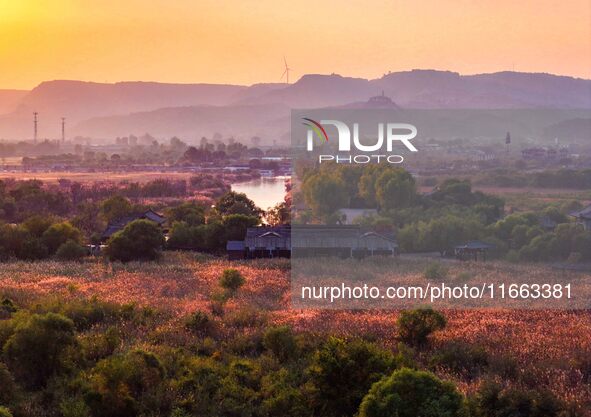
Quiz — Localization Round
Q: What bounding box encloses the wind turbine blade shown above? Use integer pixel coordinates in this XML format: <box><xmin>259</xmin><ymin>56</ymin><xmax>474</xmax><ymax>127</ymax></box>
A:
<box><xmin>284</xmin><ymin>56</ymin><xmax>288</xmax><ymax>68</ymax></box>
<box><xmin>280</xmin><ymin>69</ymin><xmax>287</xmax><ymax>81</ymax></box>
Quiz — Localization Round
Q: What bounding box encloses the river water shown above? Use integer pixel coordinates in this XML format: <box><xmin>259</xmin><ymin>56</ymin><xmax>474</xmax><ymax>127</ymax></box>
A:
<box><xmin>231</xmin><ymin>177</ymin><xmax>287</xmax><ymax>210</ymax></box>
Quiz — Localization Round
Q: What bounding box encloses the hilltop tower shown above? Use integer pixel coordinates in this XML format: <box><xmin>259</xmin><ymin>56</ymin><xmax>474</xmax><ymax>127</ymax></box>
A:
<box><xmin>33</xmin><ymin>112</ymin><xmax>38</xmax><ymax>144</ymax></box>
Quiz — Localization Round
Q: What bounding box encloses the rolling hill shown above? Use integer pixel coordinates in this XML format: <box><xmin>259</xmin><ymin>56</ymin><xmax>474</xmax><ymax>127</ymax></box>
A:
<box><xmin>0</xmin><ymin>70</ymin><xmax>589</xmax><ymax>141</ymax></box>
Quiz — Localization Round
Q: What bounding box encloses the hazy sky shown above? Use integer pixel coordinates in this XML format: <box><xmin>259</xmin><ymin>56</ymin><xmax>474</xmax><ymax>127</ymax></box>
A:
<box><xmin>0</xmin><ymin>0</ymin><xmax>590</xmax><ymax>89</ymax></box>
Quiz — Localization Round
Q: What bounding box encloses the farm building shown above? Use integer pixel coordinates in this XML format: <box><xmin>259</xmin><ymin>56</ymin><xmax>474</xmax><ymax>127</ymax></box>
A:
<box><xmin>101</xmin><ymin>209</ymin><xmax>166</xmax><ymax>242</ymax></box>
<box><xmin>570</xmin><ymin>205</ymin><xmax>591</xmax><ymax>230</ymax></box>
<box><xmin>227</xmin><ymin>225</ymin><xmax>398</xmax><ymax>259</ymax></box>
<box><xmin>454</xmin><ymin>240</ymin><xmax>495</xmax><ymax>261</ymax></box>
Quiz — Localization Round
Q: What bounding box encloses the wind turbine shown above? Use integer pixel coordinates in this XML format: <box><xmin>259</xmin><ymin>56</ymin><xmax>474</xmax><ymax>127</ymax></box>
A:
<box><xmin>280</xmin><ymin>57</ymin><xmax>291</xmax><ymax>84</ymax></box>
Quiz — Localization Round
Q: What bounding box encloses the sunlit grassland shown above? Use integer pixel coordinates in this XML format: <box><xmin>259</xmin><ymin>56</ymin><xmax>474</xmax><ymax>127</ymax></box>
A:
<box><xmin>0</xmin><ymin>252</ymin><xmax>590</xmax><ymax>409</ymax></box>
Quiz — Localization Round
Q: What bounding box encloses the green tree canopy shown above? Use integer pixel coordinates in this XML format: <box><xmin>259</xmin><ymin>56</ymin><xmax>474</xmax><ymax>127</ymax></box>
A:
<box><xmin>215</xmin><ymin>191</ymin><xmax>263</xmax><ymax>219</ymax></box>
<box><xmin>105</xmin><ymin>219</ymin><xmax>164</xmax><ymax>262</ymax></box>
<box><xmin>309</xmin><ymin>337</ymin><xmax>396</xmax><ymax>417</ymax></box>
<box><xmin>3</xmin><ymin>312</ymin><xmax>77</xmax><ymax>389</ymax></box>
<box><xmin>101</xmin><ymin>195</ymin><xmax>133</xmax><ymax>223</ymax></box>
<box><xmin>166</xmin><ymin>202</ymin><xmax>205</xmax><ymax>227</ymax></box>
<box><xmin>302</xmin><ymin>171</ymin><xmax>348</xmax><ymax>221</ymax></box>
<box><xmin>41</xmin><ymin>222</ymin><xmax>83</xmax><ymax>254</ymax></box>
<box><xmin>358</xmin><ymin>368</ymin><xmax>465</xmax><ymax>417</ymax></box>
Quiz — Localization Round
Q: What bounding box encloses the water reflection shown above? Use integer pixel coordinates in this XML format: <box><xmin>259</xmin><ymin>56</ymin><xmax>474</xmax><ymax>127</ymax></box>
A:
<box><xmin>231</xmin><ymin>177</ymin><xmax>287</xmax><ymax>210</ymax></box>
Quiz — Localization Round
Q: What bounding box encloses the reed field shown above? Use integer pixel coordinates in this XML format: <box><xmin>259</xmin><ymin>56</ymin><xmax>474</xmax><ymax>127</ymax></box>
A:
<box><xmin>1</xmin><ymin>252</ymin><xmax>589</xmax><ymax>413</ymax></box>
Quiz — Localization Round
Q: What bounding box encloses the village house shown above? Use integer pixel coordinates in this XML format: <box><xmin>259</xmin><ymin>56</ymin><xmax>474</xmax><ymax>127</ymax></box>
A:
<box><xmin>101</xmin><ymin>209</ymin><xmax>166</xmax><ymax>242</ymax></box>
<box><xmin>570</xmin><ymin>204</ymin><xmax>591</xmax><ymax>231</ymax></box>
<box><xmin>454</xmin><ymin>240</ymin><xmax>495</xmax><ymax>261</ymax></box>
<box><xmin>227</xmin><ymin>224</ymin><xmax>398</xmax><ymax>259</ymax></box>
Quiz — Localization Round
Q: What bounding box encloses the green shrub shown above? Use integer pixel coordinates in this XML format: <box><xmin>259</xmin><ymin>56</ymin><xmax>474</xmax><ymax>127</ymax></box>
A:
<box><xmin>81</xmin><ymin>327</ymin><xmax>121</xmax><ymax>362</ymax></box>
<box><xmin>105</xmin><ymin>219</ymin><xmax>164</xmax><ymax>262</ymax></box>
<box><xmin>358</xmin><ymin>368</ymin><xmax>465</xmax><ymax>417</ymax></box>
<box><xmin>263</xmin><ymin>326</ymin><xmax>298</xmax><ymax>362</ymax></box>
<box><xmin>85</xmin><ymin>350</ymin><xmax>168</xmax><ymax>417</ymax></box>
<box><xmin>0</xmin><ymin>298</ymin><xmax>17</xmax><ymax>319</ymax></box>
<box><xmin>185</xmin><ymin>310</ymin><xmax>213</xmax><ymax>336</ymax></box>
<box><xmin>226</xmin><ymin>307</ymin><xmax>267</xmax><ymax>328</ymax></box>
<box><xmin>0</xmin><ymin>363</ymin><xmax>17</xmax><ymax>405</ymax></box>
<box><xmin>0</xmin><ymin>406</ymin><xmax>13</xmax><ymax>417</ymax></box>
<box><xmin>218</xmin><ymin>359</ymin><xmax>262</xmax><ymax>416</ymax></box>
<box><xmin>59</xmin><ymin>398</ymin><xmax>91</xmax><ymax>417</ymax></box>
<box><xmin>172</xmin><ymin>357</ymin><xmax>224</xmax><ymax>415</ymax></box>
<box><xmin>42</xmin><ymin>222</ymin><xmax>83</xmax><ymax>254</ymax></box>
<box><xmin>219</xmin><ymin>268</ymin><xmax>245</xmax><ymax>292</ymax></box>
<box><xmin>3</xmin><ymin>312</ymin><xmax>77</xmax><ymax>389</ymax></box>
<box><xmin>429</xmin><ymin>341</ymin><xmax>488</xmax><ymax>379</ymax></box>
<box><xmin>397</xmin><ymin>308</ymin><xmax>446</xmax><ymax>347</ymax></box>
<box><xmin>470</xmin><ymin>381</ymin><xmax>565</xmax><ymax>417</ymax></box>
<box><xmin>225</xmin><ymin>332</ymin><xmax>264</xmax><ymax>356</ymax></box>
<box><xmin>56</xmin><ymin>239</ymin><xmax>87</xmax><ymax>261</ymax></box>
<box><xmin>20</xmin><ymin>237</ymin><xmax>49</xmax><ymax>260</ymax></box>
<box><xmin>309</xmin><ymin>337</ymin><xmax>396</xmax><ymax>417</ymax></box>
<box><xmin>260</xmin><ymin>368</ymin><xmax>309</xmax><ymax>417</ymax></box>
<box><xmin>424</xmin><ymin>263</ymin><xmax>448</xmax><ymax>280</ymax></box>
<box><xmin>41</xmin><ymin>298</ymin><xmax>124</xmax><ymax>331</ymax></box>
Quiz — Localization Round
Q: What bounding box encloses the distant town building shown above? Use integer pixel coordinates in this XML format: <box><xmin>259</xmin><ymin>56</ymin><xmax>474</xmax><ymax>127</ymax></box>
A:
<box><xmin>521</xmin><ymin>147</ymin><xmax>569</xmax><ymax>161</ymax></box>
<box><xmin>364</xmin><ymin>91</ymin><xmax>400</xmax><ymax>108</ymax></box>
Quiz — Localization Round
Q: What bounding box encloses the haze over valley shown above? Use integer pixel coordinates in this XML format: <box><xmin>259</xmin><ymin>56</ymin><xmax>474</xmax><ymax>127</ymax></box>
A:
<box><xmin>0</xmin><ymin>70</ymin><xmax>589</xmax><ymax>142</ymax></box>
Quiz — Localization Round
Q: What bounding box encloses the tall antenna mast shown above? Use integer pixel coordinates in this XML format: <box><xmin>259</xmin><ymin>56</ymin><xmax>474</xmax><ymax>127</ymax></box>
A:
<box><xmin>33</xmin><ymin>112</ymin><xmax>38</xmax><ymax>144</ymax></box>
<box><xmin>61</xmin><ymin>117</ymin><xmax>66</xmax><ymax>143</ymax></box>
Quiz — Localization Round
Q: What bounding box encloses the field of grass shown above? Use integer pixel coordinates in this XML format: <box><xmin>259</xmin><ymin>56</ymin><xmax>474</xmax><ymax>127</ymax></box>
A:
<box><xmin>421</xmin><ymin>184</ymin><xmax>591</xmax><ymax>212</ymax></box>
<box><xmin>1</xmin><ymin>252</ymin><xmax>590</xmax><ymax>413</ymax></box>
<box><xmin>0</xmin><ymin>171</ymin><xmax>203</xmax><ymax>184</ymax></box>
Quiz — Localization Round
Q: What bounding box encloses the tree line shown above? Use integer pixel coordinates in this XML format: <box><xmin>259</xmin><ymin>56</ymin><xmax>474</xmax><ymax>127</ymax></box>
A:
<box><xmin>299</xmin><ymin>164</ymin><xmax>591</xmax><ymax>263</ymax></box>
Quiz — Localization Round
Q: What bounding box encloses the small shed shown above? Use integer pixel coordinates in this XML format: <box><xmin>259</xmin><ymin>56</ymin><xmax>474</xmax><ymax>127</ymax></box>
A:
<box><xmin>454</xmin><ymin>240</ymin><xmax>494</xmax><ymax>261</ymax></box>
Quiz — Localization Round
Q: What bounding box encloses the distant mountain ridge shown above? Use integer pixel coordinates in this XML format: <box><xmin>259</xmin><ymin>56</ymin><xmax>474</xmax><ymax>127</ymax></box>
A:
<box><xmin>0</xmin><ymin>89</ymin><xmax>28</xmax><ymax>115</ymax></box>
<box><xmin>0</xmin><ymin>70</ymin><xmax>589</xmax><ymax>140</ymax></box>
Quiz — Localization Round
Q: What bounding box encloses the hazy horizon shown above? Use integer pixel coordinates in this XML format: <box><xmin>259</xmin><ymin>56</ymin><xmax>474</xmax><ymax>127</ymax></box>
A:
<box><xmin>3</xmin><ymin>67</ymin><xmax>591</xmax><ymax>91</ymax></box>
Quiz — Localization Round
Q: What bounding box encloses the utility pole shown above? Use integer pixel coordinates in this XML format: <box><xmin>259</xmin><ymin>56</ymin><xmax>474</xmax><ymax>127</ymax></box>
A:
<box><xmin>505</xmin><ymin>131</ymin><xmax>511</xmax><ymax>156</ymax></box>
<box><xmin>33</xmin><ymin>112</ymin><xmax>38</xmax><ymax>144</ymax></box>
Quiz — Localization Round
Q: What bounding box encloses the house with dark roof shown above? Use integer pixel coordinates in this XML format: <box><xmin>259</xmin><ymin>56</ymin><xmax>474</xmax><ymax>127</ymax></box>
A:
<box><xmin>101</xmin><ymin>209</ymin><xmax>166</xmax><ymax>242</ymax></box>
<box><xmin>454</xmin><ymin>240</ymin><xmax>495</xmax><ymax>261</ymax></box>
<box><xmin>570</xmin><ymin>205</ymin><xmax>591</xmax><ymax>231</ymax></box>
<box><xmin>227</xmin><ymin>225</ymin><xmax>398</xmax><ymax>259</ymax></box>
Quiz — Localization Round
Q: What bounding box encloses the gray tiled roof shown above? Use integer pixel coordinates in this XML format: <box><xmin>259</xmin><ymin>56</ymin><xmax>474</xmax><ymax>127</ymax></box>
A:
<box><xmin>570</xmin><ymin>205</ymin><xmax>591</xmax><ymax>220</ymax></box>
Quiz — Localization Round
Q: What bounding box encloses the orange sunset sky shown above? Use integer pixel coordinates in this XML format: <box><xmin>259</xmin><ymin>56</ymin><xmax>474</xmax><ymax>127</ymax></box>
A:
<box><xmin>0</xmin><ymin>0</ymin><xmax>590</xmax><ymax>89</ymax></box>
